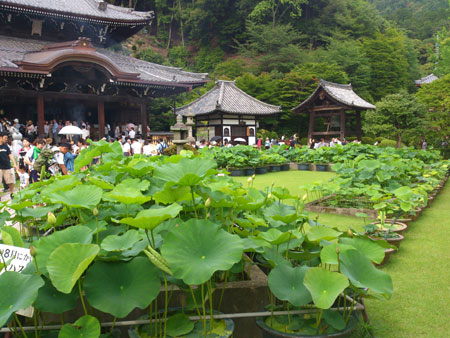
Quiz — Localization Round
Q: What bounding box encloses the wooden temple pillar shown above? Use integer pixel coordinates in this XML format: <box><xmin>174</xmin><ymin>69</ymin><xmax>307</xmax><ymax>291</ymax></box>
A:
<box><xmin>339</xmin><ymin>109</ymin><xmax>346</xmax><ymax>141</ymax></box>
<box><xmin>308</xmin><ymin>110</ymin><xmax>315</xmax><ymax>143</ymax></box>
<box><xmin>140</xmin><ymin>100</ymin><xmax>148</xmax><ymax>140</ymax></box>
<box><xmin>98</xmin><ymin>100</ymin><xmax>105</xmax><ymax>139</ymax></box>
<box><xmin>355</xmin><ymin>111</ymin><xmax>362</xmax><ymax>141</ymax></box>
<box><xmin>37</xmin><ymin>95</ymin><xmax>44</xmax><ymax>137</ymax></box>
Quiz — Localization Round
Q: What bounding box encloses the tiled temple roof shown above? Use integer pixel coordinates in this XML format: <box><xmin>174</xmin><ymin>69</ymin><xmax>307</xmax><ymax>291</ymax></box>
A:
<box><xmin>414</xmin><ymin>74</ymin><xmax>438</xmax><ymax>86</ymax></box>
<box><xmin>293</xmin><ymin>79</ymin><xmax>375</xmax><ymax>112</ymax></box>
<box><xmin>176</xmin><ymin>80</ymin><xmax>281</xmax><ymax>116</ymax></box>
<box><xmin>0</xmin><ymin>0</ymin><xmax>153</xmax><ymax>25</ymax></box>
<box><xmin>0</xmin><ymin>36</ymin><xmax>207</xmax><ymax>87</ymax></box>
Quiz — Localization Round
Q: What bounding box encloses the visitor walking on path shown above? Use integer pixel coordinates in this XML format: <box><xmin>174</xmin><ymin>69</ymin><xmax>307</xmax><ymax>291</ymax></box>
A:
<box><xmin>0</xmin><ymin>131</ymin><xmax>17</xmax><ymax>199</ymax></box>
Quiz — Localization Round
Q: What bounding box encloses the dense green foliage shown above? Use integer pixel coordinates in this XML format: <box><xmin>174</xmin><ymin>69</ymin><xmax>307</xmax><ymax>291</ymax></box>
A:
<box><xmin>109</xmin><ymin>0</ymin><xmax>449</xmax><ymax>144</ymax></box>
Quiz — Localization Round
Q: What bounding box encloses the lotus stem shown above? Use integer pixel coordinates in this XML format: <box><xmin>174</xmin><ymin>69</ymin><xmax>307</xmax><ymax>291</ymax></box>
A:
<box><xmin>110</xmin><ymin>317</ymin><xmax>116</xmax><ymax>335</ymax></box>
<box><xmin>316</xmin><ymin>309</ymin><xmax>323</xmax><ymax>335</ymax></box>
<box><xmin>189</xmin><ymin>285</ymin><xmax>202</xmax><ymax>318</ymax></box>
<box><xmin>14</xmin><ymin>313</ymin><xmax>28</xmax><ymax>338</ymax></box>
<box><xmin>148</xmin><ymin>301</ymin><xmax>153</xmax><ymax>336</ymax></box>
<box><xmin>207</xmin><ymin>280</ymin><xmax>214</xmax><ymax>338</ymax></box>
<box><xmin>201</xmin><ymin>283</ymin><xmax>207</xmax><ymax>337</ymax></box>
<box><xmin>218</xmin><ymin>270</ymin><xmax>229</xmax><ymax>311</ymax></box>
<box><xmin>33</xmin><ymin>308</ymin><xmax>38</xmax><ymax>338</ymax></box>
<box><xmin>163</xmin><ymin>273</ymin><xmax>168</xmax><ymax>338</ymax></box>
<box><xmin>78</xmin><ymin>279</ymin><xmax>88</xmax><ymax>316</ymax></box>
<box><xmin>191</xmin><ymin>187</ymin><xmax>198</xmax><ymax>218</ymax></box>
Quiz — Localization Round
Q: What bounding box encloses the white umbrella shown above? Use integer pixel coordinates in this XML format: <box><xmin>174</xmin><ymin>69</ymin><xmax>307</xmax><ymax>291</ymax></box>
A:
<box><xmin>234</xmin><ymin>138</ymin><xmax>247</xmax><ymax>142</ymax></box>
<box><xmin>59</xmin><ymin>126</ymin><xmax>83</xmax><ymax>135</ymax></box>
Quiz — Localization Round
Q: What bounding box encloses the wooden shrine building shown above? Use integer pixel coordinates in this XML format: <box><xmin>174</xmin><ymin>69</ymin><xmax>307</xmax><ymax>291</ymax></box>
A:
<box><xmin>0</xmin><ymin>0</ymin><xmax>207</xmax><ymax>139</ymax></box>
<box><xmin>292</xmin><ymin>79</ymin><xmax>375</xmax><ymax>142</ymax></box>
<box><xmin>177</xmin><ymin>80</ymin><xmax>281</xmax><ymax>145</ymax></box>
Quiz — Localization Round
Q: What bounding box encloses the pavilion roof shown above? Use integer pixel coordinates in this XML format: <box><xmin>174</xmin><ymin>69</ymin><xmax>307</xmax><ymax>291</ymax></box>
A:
<box><xmin>0</xmin><ymin>36</ymin><xmax>207</xmax><ymax>88</ymax></box>
<box><xmin>414</xmin><ymin>74</ymin><xmax>438</xmax><ymax>86</ymax></box>
<box><xmin>176</xmin><ymin>80</ymin><xmax>281</xmax><ymax>116</ymax></box>
<box><xmin>0</xmin><ymin>0</ymin><xmax>153</xmax><ymax>25</ymax></box>
<box><xmin>293</xmin><ymin>79</ymin><xmax>375</xmax><ymax>112</ymax></box>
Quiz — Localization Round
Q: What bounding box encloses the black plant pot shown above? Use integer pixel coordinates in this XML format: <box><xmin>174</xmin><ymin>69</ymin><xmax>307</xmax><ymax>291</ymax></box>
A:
<box><xmin>315</xmin><ymin>164</ymin><xmax>328</xmax><ymax>172</ymax></box>
<box><xmin>244</xmin><ymin>168</ymin><xmax>256</xmax><ymax>176</ymax></box>
<box><xmin>281</xmin><ymin>164</ymin><xmax>290</xmax><ymax>171</ymax></box>
<box><xmin>228</xmin><ymin>168</ymin><xmax>244</xmax><ymax>176</ymax></box>
<box><xmin>256</xmin><ymin>167</ymin><xmax>268</xmax><ymax>175</ymax></box>
<box><xmin>297</xmin><ymin>163</ymin><xmax>310</xmax><ymax>171</ymax></box>
<box><xmin>270</xmin><ymin>165</ymin><xmax>281</xmax><ymax>172</ymax></box>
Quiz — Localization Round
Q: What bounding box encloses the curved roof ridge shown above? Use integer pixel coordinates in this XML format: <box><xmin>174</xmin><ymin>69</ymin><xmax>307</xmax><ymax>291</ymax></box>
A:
<box><xmin>226</xmin><ymin>81</ymin><xmax>281</xmax><ymax>110</ymax></box>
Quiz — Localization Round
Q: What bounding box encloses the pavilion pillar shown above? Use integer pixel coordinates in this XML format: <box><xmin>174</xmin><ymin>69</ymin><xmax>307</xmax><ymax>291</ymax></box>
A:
<box><xmin>98</xmin><ymin>100</ymin><xmax>105</xmax><ymax>139</ymax></box>
<box><xmin>37</xmin><ymin>95</ymin><xmax>44</xmax><ymax>137</ymax></box>
<box><xmin>355</xmin><ymin>111</ymin><xmax>362</xmax><ymax>141</ymax></box>
<box><xmin>140</xmin><ymin>100</ymin><xmax>148</xmax><ymax>140</ymax></box>
<box><xmin>308</xmin><ymin>110</ymin><xmax>315</xmax><ymax>144</ymax></box>
<box><xmin>340</xmin><ymin>109</ymin><xmax>346</xmax><ymax>141</ymax></box>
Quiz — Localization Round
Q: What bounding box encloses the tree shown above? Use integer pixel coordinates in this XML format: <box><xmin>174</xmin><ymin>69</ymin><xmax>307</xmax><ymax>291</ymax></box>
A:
<box><xmin>248</xmin><ymin>0</ymin><xmax>308</xmax><ymax>26</ymax></box>
<box><xmin>416</xmin><ymin>73</ymin><xmax>450</xmax><ymax>146</ymax></box>
<box><xmin>436</xmin><ymin>27</ymin><xmax>450</xmax><ymax>76</ymax></box>
<box><xmin>363</xmin><ymin>90</ymin><xmax>427</xmax><ymax>147</ymax></box>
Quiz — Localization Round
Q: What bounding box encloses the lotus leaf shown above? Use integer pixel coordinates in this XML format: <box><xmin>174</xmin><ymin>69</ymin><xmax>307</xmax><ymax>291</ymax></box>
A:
<box><xmin>166</xmin><ymin>313</ymin><xmax>195</xmax><ymax>337</ymax></box>
<box><xmin>0</xmin><ymin>226</ymin><xmax>24</xmax><ymax>247</ymax></box>
<box><xmin>120</xmin><ymin>204</ymin><xmax>182</xmax><ymax>230</ymax></box>
<box><xmin>258</xmin><ymin>228</ymin><xmax>293</xmax><ymax>245</ymax></box>
<box><xmin>339</xmin><ymin>237</ymin><xmax>385</xmax><ymax>264</ymax></box>
<box><xmin>33</xmin><ymin>226</ymin><xmax>93</xmax><ymax>275</ymax></box>
<box><xmin>101</xmin><ymin>230</ymin><xmax>142</xmax><ymax>252</ymax></box>
<box><xmin>84</xmin><ymin>258</ymin><xmax>160</xmax><ymax>318</ymax></box>
<box><xmin>153</xmin><ymin>157</ymin><xmax>217</xmax><ymax>186</ymax></box>
<box><xmin>152</xmin><ymin>182</ymin><xmax>191</xmax><ymax>204</ymax></box>
<box><xmin>75</xmin><ymin>140</ymin><xmax>122</xmax><ymax>172</ymax></box>
<box><xmin>263</xmin><ymin>203</ymin><xmax>299</xmax><ymax>224</ymax></box>
<box><xmin>59</xmin><ymin>315</ymin><xmax>101</xmax><ymax>338</ymax></box>
<box><xmin>268</xmin><ymin>264</ymin><xmax>312</xmax><ymax>306</ymax></box>
<box><xmin>307</xmin><ymin>226</ymin><xmax>342</xmax><ymax>242</ymax></box>
<box><xmin>47</xmin><ymin>243</ymin><xmax>99</xmax><ymax>293</ymax></box>
<box><xmin>320</xmin><ymin>243</ymin><xmax>355</xmax><ymax>265</ymax></box>
<box><xmin>19</xmin><ymin>204</ymin><xmax>61</xmax><ymax>219</ymax></box>
<box><xmin>0</xmin><ymin>272</ymin><xmax>44</xmax><ymax>327</ymax></box>
<box><xmin>322</xmin><ymin>310</ymin><xmax>346</xmax><ymax>330</ymax></box>
<box><xmin>161</xmin><ymin>219</ymin><xmax>244</xmax><ymax>285</ymax></box>
<box><xmin>340</xmin><ymin>249</ymin><xmax>393</xmax><ymax>300</ymax></box>
<box><xmin>35</xmin><ymin>277</ymin><xmax>79</xmax><ymax>314</ymax></box>
<box><xmin>87</xmin><ymin>176</ymin><xmax>114</xmax><ymax>190</ymax></box>
<box><xmin>270</xmin><ymin>187</ymin><xmax>295</xmax><ymax>200</ymax></box>
<box><xmin>47</xmin><ymin>185</ymin><xmax>103</xmax><ymax>210</ymax></box>
<box><xmin>104</xmin><ymin>184</ymin><xmax>151</xmax><ymax>205</ymax></box>
<box><xmin>304</xmin><ymin>268</ymin><xmax>349</xmax><ymax>309</ymax></box>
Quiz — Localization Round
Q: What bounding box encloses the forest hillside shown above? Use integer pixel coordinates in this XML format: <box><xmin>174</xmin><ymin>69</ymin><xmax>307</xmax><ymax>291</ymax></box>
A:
<box><xmin>108</xmin><ymin>0</ymin><xmax>450</xmax><ymax>147</ymax></box>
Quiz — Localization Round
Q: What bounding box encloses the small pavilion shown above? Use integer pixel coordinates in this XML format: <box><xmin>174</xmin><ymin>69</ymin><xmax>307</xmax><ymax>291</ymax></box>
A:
<box><xmin>176</xmin><ymin>80</ymin><xmax>281</xmax><ymax>145</ymax></box>
<box><xmin>292</xmin><ymin>79</ymin><xmax>375</xmax><ymax>142</ymax></box>
<box><xmin>414</xmin><ymin>74</ymin><xmax>438</xmax><ymax>87</ymax></box>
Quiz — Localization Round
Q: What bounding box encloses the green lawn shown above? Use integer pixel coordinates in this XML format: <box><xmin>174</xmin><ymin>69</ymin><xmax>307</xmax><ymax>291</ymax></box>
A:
<box><xmin>233</xmin><ymin>171</ymin><xmax>450</xmax><ymax>337</ymax></box>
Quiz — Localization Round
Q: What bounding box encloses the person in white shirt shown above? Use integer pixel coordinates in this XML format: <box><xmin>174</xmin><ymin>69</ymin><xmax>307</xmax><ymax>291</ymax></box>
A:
<box><xmin>81</xmin><ymin>125</ymin><xmax>90</xmax><ymax>140</ymax></box>
<box><xmin>142</xmin><ymin>141</ymin><xmax>157</xmax><ymax>156</ymax></box>
<box><xmin>122</xmin><ymin>139</ymin><xmax>131</xmax><ymax>156</ymax></box>
<box><xmin>17</xmin><ymin>164</ymin><xmax>29</xmax><ymax>189</ymax></box>
<box><xmin>128</xmin><ymin>127</ymin><xmax>136</xmax><ymax>139</ymax></box>
<box><xmin>131</xmin><ymin>138</ymin><xmax>142</xmax><ymax>155</ymax></box>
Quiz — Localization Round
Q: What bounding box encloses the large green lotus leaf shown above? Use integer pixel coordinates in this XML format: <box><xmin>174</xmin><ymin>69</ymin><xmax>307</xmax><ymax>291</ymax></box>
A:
<box><xmin>322</xmin><ymin>309</ymin><xmax>346</xmax><ymax>331</ymax></box>
<box><xmin>152</xmin><ymin>182</ymin><xmax>191</xmax><ymax>204</ymax></box>
<box><xmin>120</xmin><ymin>204</ymin><xmax>182</xmax><ymax>230</ymax></box>
<box><xmin>120</xmin><ymin>158</ymin><xmax>155</xmax><ymax>177</ymax></box>
<box><xmin>339</xmin><ymin>237</ymin><xmax>385</xmax><ymax>264</ymax></box>
<box><xmin>153</xmin><ymin>157</ymin><xmax>217</xmax><ymax>186</ymax></box>
<box><xmin>235</xmin><ymin>188</ymin><xmax>266</xmax><ymax>211</ymax></box>
<box><xmin>59</xmin><ymin>315</ymin><xmax>100</xmax><ymax>338</ymax></box>
<box><xmin>166</xmin><ymin>313</ymin><xmax>195</xmax><ymax>337</ymax></box>
<box><xmin>47</xmin><ymin>243</ymin><xmax>99</xmax><ymax>294</ymax></box>
<box><xmin>270</xmin><ymin>187</ymin><xmax>295</xmax><ymax>200</ymax></box>
<box><xmin>0</xmin><ymin>272</ymin><xmax>44</xmax><ymax>327</ymax></box>
<box><xmin>104</xmin><ymin>184</ymin><xmax>151</xmax><ymax>205</ymax></box>
<box><xmin>268</xmin><ymin>264</ymin><xmax>312</xmax><ymax>307</ymax></box>
<box><xmin>320</xmin><ymin>243</ymin><xmax>355</xmax><ymax>265</ymax></box>
<box><xmin>307</xmin><ymin>226</ymin><xmax>342</xmax><ymax>242</ymax></box>
<box><xmin>33</xmin><ymin>226</ymin><xmax>93</xmax><ymax>275</ymax></box>
<box><xmin>35</xmin><ymin>277</ymin><xmax>79</xmax><ymax>314</ymax></box>
<box><xmin>47</xmin><ymin>185</ymin><xmax>103</xmax><ymax>210</ymax></box>
<box><xmin>7</xmin><ymin>200</ymin><xmax>34</xmax><ymax>211</ymax></box>
<box><xmin>304</xmin><ymin>268</ymin><xmax>349</xmax><ymax>309</ymax></box>
<box><xmin>1</xmin><ymin>226</ymin><xmax>24</xmax><ymax>247</ymax></box>
<box><xmin>359</xmin><ymin>160</ymin><xmax>380</xmax><ymax>171</ymax></box>
<box><xmin>340</xmin><ymin>249</ymin><xmax>393</xmax><ymax>300</ymax></box>
<box><xmin>75</xmin><ymin>140</ymin><xmax>122</xmax><ymax>172</ymax></box>
<box><xmin>394</xmin><ymin>186</ymin><xmax>414</xmax><ymax>200</ymax></box>
<box><xmin>161</xmin><ymin>219</ymin><xmax>244</xmax><ymax>285</ymax></box>
<box><xmin>263</xmin><ymin>203</ymin><xmax>299</xmax><ymax>224</ymax></box>
<box><xmin>41</xmin><ymin>175</ymin><xmax>81</xmax><ymax>195</ymax></box>
<box><xmin>19</xmin><ymin>204</ymin><xmax>61</xmax><ymax>219</ymax></box>
<box><xmin>87</xmin><ymin>176</ymin><xmax>114</xmax><ymax>190</ymax></box>
<box><xmin>84</xmin><ymin>258</ymin><xmax>160</xmax><ymax>318</ymax></box>
<box><xmin>257</xmin><ymin>228</ymin><xmax>292</xmax><ymax>245</ymax></box>
<box><xmin>101</xmin><ymin>230</ymin><xmax>142</xmax><ymax>252</ymax></box>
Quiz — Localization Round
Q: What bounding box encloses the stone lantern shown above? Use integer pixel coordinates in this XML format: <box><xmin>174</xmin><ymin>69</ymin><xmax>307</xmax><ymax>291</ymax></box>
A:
<box><xmin>170</xmin><ymin>114</ymin><xmax>188</xmax><ymax>155</ymax></box>
<box><xmin>185</xmin><ymin>112</ymin><xmax>195</xmax><ymax>144</ymax></box>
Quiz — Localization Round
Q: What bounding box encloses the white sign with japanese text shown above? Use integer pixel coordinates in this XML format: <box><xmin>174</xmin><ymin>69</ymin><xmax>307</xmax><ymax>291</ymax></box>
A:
<box><xmin>0</xmin><ymin>244</ymin><xmax>34</xmax><ymax>317</ymax></box>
